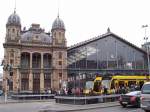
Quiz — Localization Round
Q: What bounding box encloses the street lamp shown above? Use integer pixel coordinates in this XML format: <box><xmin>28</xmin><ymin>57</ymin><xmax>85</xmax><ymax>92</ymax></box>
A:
<box><xmin>142</xmin><ymin>25</ymin><xmax>150</xmax><ymax>80</ymax></box>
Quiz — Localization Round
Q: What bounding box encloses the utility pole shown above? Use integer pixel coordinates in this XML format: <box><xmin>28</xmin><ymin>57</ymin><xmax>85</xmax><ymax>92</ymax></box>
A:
<box><xmin>142</xmin><ymin>25</ymin><xmax>150</xmax><ymax>81</ymax></box>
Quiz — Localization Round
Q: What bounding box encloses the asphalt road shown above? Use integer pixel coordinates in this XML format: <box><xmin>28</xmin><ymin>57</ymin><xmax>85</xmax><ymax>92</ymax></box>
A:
<box><xmin>73</xmin><ymin>106</ymin><xmax>144</xmax><ymax>112</ymax></box>
<box><xmin>0</xmin><ymin>99</ymin><xmax>145</xmax><ymax>112</ymax></box>
<box><xmin>0</xmin><ymin>103</ymin><xmax>145</xmax><ymax>112</ymax></box>
<box><xmin>0</xmin><ymin>102</ymin><xmax>53</xmax><ymax>112</ymax></box>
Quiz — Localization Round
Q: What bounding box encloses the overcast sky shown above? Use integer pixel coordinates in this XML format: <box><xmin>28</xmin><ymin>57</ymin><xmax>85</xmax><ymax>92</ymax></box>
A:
<box><xmin>0</xmin><ymin>0</ymin><xmax>150</xmax><ymax>73</ymax></box>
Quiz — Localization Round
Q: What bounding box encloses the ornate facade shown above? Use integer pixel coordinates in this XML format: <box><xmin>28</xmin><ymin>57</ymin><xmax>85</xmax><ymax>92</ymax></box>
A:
<box><xmin>3</xmin><ymin>10</ymin><xmax>67</xmax><ymax>93</ymax></box>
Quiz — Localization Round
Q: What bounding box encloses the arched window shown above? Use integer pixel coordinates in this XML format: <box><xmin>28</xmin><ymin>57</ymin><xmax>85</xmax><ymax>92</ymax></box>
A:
<box><xmin>10</xmin><ymin>52</ymin><xmax>14</xmax><ymax>57</ymax></box>
<box><xmin>12</xmin><ymin>28</ymin><xmax>15</xmax><ymax>33</ymax></box>
<box><xmin>59</xmin><ymin>32</ymin><xmax>61</xmax><ymax>37</ymax></box>
<box><xmin>8</xmin><ymin>29</ymin><xmax>10</xmax><ymax>36</ymax></box>
<box><xmin>59</xmin><ymin>61</ymin><xmax>62</xmax><ymax>66</ymax></box>
<box><xmin>17</xmin><ymin>30</ymin><xmax>19</xmax><ymax>36</ymax></box>
<box><xmin>54</xmin><ymin>32</ymin><xmax>56</xmax><ymax>37</ymax></box>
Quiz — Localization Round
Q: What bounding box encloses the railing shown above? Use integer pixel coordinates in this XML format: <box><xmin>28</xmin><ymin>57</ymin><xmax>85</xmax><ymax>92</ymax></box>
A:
<box><xmin>11</xmin><ymin>94</ymin><xmax>55</xmax><ymax>100</ymax></box>
<box><xmin>55</xmin><ymin>94</ymin><xmax>120</xmax><ymax>105</ymax></box>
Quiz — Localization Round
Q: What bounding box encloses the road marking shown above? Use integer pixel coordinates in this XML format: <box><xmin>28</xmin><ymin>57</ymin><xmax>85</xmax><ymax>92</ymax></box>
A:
<box><xmin>127</xmin><ymin>109</ymin><xmax>143</xmax><ymax>112</ymax></box>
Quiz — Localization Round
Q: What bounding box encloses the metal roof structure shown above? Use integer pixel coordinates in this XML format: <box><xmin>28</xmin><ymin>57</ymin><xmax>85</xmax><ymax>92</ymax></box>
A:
<box><xmin>68</xmin><ymin>29</ymin><xmax>146</xmax><ymax>54</ymax></box>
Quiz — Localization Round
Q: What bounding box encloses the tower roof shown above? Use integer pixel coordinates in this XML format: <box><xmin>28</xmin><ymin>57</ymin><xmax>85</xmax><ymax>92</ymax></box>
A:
<box><xmin>6</xmin><ymin>11</ymin><xmax>21</xmax><ymax>26</ymax></box>
<box><xmin>51</xmin><ymin>16</ymin><xmax>65</xmax><ymax>31</ymax></box>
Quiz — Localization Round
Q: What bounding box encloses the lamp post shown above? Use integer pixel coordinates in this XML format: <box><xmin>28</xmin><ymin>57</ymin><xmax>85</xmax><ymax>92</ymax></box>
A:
<box><xmin>142</xmin><ymin>25</ymin><xmax>150</xmax><ymax>80</ymax></box>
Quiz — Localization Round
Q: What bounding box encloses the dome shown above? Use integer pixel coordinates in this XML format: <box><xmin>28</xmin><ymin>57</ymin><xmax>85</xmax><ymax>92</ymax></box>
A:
<box><xmin>21</xmin><ymin>25</ymin><xmax>52</xmax><ymax>44</ymax></box>
<box><xmin>7</xmin><ymin>11</ymin><xmax>21</xmax><ymax>26</ymax></box>
<box><xmin>21</xmin><ymin>31</ymin><xmax>52</xmax><ymax>44</ymax></box>
<box><xmin>52</xmin><ymin>16</ymin><xmax>65</xmax><ymax>31</ymax></box>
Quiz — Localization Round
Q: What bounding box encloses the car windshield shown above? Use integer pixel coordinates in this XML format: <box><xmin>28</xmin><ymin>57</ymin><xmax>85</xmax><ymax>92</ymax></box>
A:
<box><xmin>142</xmin><ymin>84</ymin><xmax>150</xmax><ymax>94</ymax></box>
<box><xmin>0</xmin><ymin>90</ymin><xmax>2</xmax><ymax>94</ymax></box>
<box><xmin>126</xmin><ymin>91</ymin><xmax>141</xmax><ymax>96</ymax></box>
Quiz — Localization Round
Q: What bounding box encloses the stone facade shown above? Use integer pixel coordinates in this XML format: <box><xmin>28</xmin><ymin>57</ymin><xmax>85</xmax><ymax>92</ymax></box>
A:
<box><xmin>3</xmin><ymin>11</ymin><xmax>67</xmax><ymax>93</ymax></box>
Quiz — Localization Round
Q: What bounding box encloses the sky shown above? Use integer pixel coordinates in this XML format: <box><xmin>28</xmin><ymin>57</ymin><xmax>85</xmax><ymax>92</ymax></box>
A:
<box><xmin>0</xmin><ymin>0</ymin><xmax>150</xmax><ymax>74</ymax></box>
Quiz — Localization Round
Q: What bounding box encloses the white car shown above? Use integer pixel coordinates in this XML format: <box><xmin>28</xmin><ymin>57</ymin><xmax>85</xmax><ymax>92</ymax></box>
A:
<box><xmin>141</xmin><ymin>82</ymin><xmax>150</xmax><ymax>112</ymax></box>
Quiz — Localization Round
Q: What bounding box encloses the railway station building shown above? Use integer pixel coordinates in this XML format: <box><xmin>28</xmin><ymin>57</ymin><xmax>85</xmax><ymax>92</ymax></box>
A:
<box><xmin>3</xmin><ymin>10</ymin><xmax>67</xmax><ymax>93</ymax></box>
<box><xmin>67</xmin><ymin>28</ymin><xmax>148</xmax><ymax>88</ymax></box>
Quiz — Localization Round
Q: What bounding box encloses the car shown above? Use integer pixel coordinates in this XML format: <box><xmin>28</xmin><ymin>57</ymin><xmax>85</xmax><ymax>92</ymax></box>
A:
<box><xmin>141</xmin><ymin>82</ymin><xmax>150</xmax><ymax>112</ymax></box>
<box><xmin>119</xmin><ymin>91</ymin><xmax>141</xmax><ymax>107</ymax></box>
<box><xmin>0</xmin><ymin>90</ymin><xmax>3</xmax><ymax>96</ymax></box>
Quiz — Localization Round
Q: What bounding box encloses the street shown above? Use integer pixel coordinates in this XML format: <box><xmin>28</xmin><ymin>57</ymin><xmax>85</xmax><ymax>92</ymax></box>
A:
<box><xmin>74</xmin><ymin>106</ymin><xmax>144</xmax><ymax>112</ymax></box>
<box><xmin>0</xmin><ymin>101</ymin><xmax>53</xmax><ymax>112</ymax></box>
<box><xmin>0</xmin><ymin>101</ymin><xmax>145</xmax><ymax>112</ymax></box>
<box><xmin>73</xmin><ymin>106</ymin><xmax>143</xmax><ymax>112</ymax></box>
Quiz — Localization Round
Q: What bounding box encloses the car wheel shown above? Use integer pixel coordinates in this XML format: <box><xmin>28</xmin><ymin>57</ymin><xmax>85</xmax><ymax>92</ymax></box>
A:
<box><xmin>121</xmin><ymin>104</ymin><xmax>127</xmax><ymax>108</ymax></box>
<box><xmin>145</xmin><ymin>110</ymin><xmax>150</xmax><ymax>112</ymax></box>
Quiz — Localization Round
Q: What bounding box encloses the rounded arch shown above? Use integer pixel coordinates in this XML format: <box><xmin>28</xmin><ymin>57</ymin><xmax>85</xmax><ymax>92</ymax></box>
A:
<box><xmin>21</xmin><ymin>52</ymin><xmax>30</xmax><ymax>68</ymax></box>
<box><xmin>43</xmin><ymin>53</ymin><xmax>52</xmax><ymax>68</ymax></box>
<box><xmin>32</xmin><ymin>52</ymin><xmax>41</xmax><ymax>68</ymax></box>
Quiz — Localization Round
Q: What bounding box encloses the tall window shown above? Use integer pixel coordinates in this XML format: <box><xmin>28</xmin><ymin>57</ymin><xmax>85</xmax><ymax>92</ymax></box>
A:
<box><xmin>21</xmin><ymin>52</ymin><xmax>30</xmax><ymax>68</ymax></box>
<box><xmin>43</xmin><ymin>53</ymin><xmax>51</xmax><ymax>68</ymax></box>
<box><xmin>59</xmin><ymin>52</ymin><xmax>62</xmax><ymax>59</ymax></box>
<box><xmin>32</xmin><ymin>53</ymin><xmax>41</xmax><ymax>68</ymax></box>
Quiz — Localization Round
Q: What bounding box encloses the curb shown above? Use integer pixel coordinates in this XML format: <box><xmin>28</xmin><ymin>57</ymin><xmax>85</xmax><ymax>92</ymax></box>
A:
<box><xmin>39</xmin><ymin>102</ymin><xmax>120</xmax><ymax>112</ymax></box>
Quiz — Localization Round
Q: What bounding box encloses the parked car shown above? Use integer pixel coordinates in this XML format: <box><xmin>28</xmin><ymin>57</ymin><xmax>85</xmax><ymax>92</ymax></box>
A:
<box><xmin>0</xmin><ymin>90</ymin><xmax>3</xmax><ymax>96</ymax></box>
<box><xmin>119</xmin><ymin>91</ymin><xmax>141</xmax><ymax>107</ymax></box>
<box><xmin>141</xmin><ymin>82</ymin><xmax>150</xmax><ymax>112</ymax></box>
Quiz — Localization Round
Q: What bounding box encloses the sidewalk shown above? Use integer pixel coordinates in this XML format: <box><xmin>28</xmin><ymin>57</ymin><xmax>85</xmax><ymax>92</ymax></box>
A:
<box><xmin>39</xmin><ymin>101</ymin><xmax>120</xmax><ymax>112</ymax></box>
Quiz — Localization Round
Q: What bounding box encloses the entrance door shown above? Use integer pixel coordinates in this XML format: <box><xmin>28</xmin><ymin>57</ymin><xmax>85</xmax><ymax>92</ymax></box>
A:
<box><xmin>33</xmin><ymin>74</ymin><xmax>40</xmax><ymax>93</ymax></box>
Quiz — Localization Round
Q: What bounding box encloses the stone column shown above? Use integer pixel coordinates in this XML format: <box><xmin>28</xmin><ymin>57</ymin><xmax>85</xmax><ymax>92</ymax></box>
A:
<box><xmin>29</xmin><ymin>53</ymin><xmax>33</xmax><ymax>92</ymax></box>
<box><xmin>40</xmin><ymin>53</ymin><xmax>44</xmax><ymax>93</ymax></box>
<box><xmin>16</xmin><ymin>68</ymin><xmax>20</xmax><ymax>93</ymax></box>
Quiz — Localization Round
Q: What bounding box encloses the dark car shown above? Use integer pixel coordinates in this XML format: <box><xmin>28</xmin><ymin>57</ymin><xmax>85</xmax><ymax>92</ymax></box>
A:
<box><xmin>119</xmin><ymin>91</ymin><xmax>141</xmax><ymax>107</ymax></box>
<box><xmin>0</xmin><ymin>90</ymin><xmax>3</xmax><ymax>96</ymax></box>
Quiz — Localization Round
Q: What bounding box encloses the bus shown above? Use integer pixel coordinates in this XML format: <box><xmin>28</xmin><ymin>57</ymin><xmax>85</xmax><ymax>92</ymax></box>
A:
<box><xmin>93</xmin><ymin>75</ymin><xmax>150</xmax><ymax>94</ymax></box>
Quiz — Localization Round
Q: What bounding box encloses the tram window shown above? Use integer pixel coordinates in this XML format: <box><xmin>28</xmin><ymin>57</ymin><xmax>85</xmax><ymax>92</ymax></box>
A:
<box><xmin>139</xmin><ymin>81</ymin><xmax>144</xmax><ymax>89</ymax></box>
<box><xmin>111</xmin><ymin>80</ymin><xmax>115</xmax><ymax>89</ymax></box>
<box><xmin>85</xmin><ymin>81</ymin><xmax>94</xmax><ymax>89</ymax></box>
<box><xmin>119</xmin><ymin>81</ymin><xmax>125</xmax><ymax>87</ymax></box>
<box><xmin>102</xmin><ymin>80</ymin><xmax>111</xmax><ymax>89</ymax></box>
<box><xmin>128</xmin><ymin>81</ymin><xmax>136</xmax><ymax>88</ymax></box>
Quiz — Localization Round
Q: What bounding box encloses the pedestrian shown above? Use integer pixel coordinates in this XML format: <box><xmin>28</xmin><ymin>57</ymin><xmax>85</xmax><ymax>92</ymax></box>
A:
<box><xmin>68</xmin><ymin>88</ymin><xmax>72</xmax><ymax>95</ymax></box>
<box><xmin>103</xmin><ymin>86</ymin><xmax>108</xmax><ymax>95</ymax></box>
